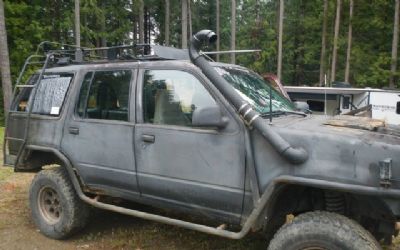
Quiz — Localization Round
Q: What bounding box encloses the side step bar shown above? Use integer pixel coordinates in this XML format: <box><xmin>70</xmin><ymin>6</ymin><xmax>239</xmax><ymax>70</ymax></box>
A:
<box><xmin>79</xmin><ymin>181</ymin><xmax>276</xmax><ymax>240</ymax></box>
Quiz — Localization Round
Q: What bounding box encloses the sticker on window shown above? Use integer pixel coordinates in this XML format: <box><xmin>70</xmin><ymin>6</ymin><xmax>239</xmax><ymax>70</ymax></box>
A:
<box><xmin>50</xmin><ymin>107</ymin><xmax>60</xmax><ymax>115</ymax></box>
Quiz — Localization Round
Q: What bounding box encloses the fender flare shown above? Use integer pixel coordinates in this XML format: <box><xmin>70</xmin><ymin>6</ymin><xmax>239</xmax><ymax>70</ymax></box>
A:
<box><xmin>26</xmin><ymin>145</ymin><xmax>86</xmax><ymax>195</ymax></box>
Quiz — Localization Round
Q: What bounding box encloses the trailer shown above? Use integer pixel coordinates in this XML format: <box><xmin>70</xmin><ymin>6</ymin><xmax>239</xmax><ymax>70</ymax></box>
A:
<box><xmin>285</xmin><ymin>86</ymin><xmax>400</xmax><ymax>125</ymax></box>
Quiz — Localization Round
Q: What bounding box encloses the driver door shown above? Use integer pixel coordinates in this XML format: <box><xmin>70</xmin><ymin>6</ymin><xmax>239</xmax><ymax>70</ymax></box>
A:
<box><xmin>134</xmin><ymin>67</ymin><xmax>246</xmax><ymax>224</ymax></box>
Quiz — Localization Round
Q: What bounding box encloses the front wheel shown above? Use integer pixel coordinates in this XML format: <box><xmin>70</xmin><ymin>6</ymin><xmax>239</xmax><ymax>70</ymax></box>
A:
<box><xmin>268</xmin><ymin>211</ymin><xmax>381</xmax><ymax>250</ymax></box>
<box><xmin>29</xmin><ymin>167</ymin><xmax>90</xmax><ymax>239</ymax></box>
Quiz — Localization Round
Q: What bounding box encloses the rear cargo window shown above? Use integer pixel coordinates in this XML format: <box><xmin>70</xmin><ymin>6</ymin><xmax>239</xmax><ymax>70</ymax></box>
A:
<box><xmin>12</xmin><ymin>73</ymin><xmax>73</xmax><ymax>116</ymax></box>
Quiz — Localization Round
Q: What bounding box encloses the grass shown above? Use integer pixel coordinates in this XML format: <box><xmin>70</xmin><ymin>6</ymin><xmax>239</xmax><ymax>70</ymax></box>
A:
<box><xmin>0</xmin><ymin>127</ymin><xmax>13</xmax><ymax>181</ymax></box>
<box><xmin>0</xmin><ymin>168</ymin><xmax>13</xmax><ymax>182</ymax></box>
<box><xmin>0</xmin><ymin>126</ymin><xmax>4</xmax><ymax>141</ymax></box>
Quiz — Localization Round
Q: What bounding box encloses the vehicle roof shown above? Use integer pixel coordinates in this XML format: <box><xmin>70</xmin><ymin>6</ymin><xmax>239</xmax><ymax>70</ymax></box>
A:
<box><xmin>43</xmin><ymin>60</ymin><xmax>246</xmax><ymax>73</ymax></box>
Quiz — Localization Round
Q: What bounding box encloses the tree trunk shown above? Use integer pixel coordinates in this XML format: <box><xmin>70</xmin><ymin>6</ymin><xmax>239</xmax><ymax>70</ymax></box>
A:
<box><xmin>188</xmin><ymin>0</ymin><xmax>192</xmax><ymax>38</ymax></box>
<box><xmin>133</xmin><ymin>19</ymin><xmax>137</xmax><ymax>44</ymax></box>
<box><xmin>319</xmin><ymin>0</ymin><xmax>328</xmax><ymax>86</ymax></box>
<box><xmin>181</xmin><ymin>0</ymin><xmax>188</xmax><ymax>49</ymax></box>
<box><xmin>344</xmin><ymin>0</ymin><xmax>353</xmax><ymax>83</ymax></box>
<box><xmin>216</xmin><ymin>0</ymin><xmax>220</xmax><ymax>61</ymax></box>
<box><xmin>230</xmin><ymin>0</ymin><xmax>236</xmax><ymax>64</ymax></box>
<box><xmin>277</xmin><ymin>0</ymin><xmax>284</xmax><ymax>80</ymax></box>
<box><xmin>165</xmin><ymin>0</ymin><xmax>170</xmax><ymax>46</ymax></box>
<box><xmin>0</xmin><ymin>0</ymin><xmax>12</xmax><ymax>111</ymax></box>
<box><xmin>144</xmin><ymin>6</ymin><xmax>148</xmax><ymax>44</ymax></box>
<box><xmin>139</xmin><ymin>0</ymin><xmax>144</xmax><ymax>44</ymax></box>
<box><xmin>74</xmin><ymin>0</ymin><xmax>80</xmax><ymax>47</ymax></box>
<box><xmin>100</xmin><ymin>3</ymin><xmax>106</xmax><ymax>47</ymax></box>
<box><xmin>390</xmin><ymin>0</ymin><xmax>399</xmax><ymax>88</ymax></box>
<box><xmin>331</xmin><ymin>0</ymin><xmax>341</xmax><ymax>83</ymax></box>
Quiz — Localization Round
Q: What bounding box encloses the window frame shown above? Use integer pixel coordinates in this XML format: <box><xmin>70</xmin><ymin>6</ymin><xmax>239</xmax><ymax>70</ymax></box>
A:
<box><xmin>137</xmin><ymin>67</ymin><xmax>224</xmax><ymax>129</ymax></box>
<box><xmin>9</xmin><ymin>72</ymin><xmax>76</xmax><ymax>120</ymax></box>
<box><xmin>74</xmin><ymin>69</ymin><xmax>135</xmax><ymax>123</ymax></box>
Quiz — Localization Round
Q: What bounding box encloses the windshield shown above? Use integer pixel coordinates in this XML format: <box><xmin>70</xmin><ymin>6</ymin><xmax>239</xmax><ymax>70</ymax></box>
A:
<box><xmin>215</xmin><ymin>66</ymin><xmax>294</xmax><ymax>113</ymax></box>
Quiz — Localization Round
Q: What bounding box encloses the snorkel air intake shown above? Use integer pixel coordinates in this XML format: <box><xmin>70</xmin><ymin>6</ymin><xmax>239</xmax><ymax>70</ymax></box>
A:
<box><xmin>189</xmin><ymin>30</ymin><xmax>308</xmax><ymax>164</ymax></box>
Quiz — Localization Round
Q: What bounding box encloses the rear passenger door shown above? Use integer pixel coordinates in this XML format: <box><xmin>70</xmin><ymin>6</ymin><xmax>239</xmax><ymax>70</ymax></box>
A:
<box><xmin>134</xmin><ymin>67</ymin><xmax>246</xmax><ymax>224</ymax></box>
<box><xmin>61</xmin><ymin>69</ymin><xmax>139</xmax><ymax>198</ymax></box>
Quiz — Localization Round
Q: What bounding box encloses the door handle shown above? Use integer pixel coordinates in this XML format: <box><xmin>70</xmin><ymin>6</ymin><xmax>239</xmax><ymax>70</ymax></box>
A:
<box><xmin>69</xmin><ymin>127</ymin><xmax>79</xmax><ymax>135</ymax></box>
<box><xmin>142</xmin><ymin>134</ymin><xmax>155</xmax><ymax>143</ymax></box>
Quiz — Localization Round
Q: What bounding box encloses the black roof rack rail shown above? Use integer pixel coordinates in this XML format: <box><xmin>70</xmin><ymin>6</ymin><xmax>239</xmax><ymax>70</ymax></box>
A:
<box><xmin>32</xmin><ymin>41</ymin><xmax>195</xmax><ymax>67</ymax></box>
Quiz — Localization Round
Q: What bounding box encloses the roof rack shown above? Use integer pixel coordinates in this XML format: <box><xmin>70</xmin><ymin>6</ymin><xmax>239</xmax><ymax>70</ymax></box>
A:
<box><xmin>32</xmin><ymin>41</ymin><xmax>196</xmax><ymax>67</ymax></box>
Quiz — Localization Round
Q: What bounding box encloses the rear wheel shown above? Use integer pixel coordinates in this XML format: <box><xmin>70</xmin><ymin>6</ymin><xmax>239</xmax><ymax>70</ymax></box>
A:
<box><xmin>29</xmin><ymin>167</ymin><xmax>90</xmax><ymax>239</ymax></box>
<box><xmin>268</xmin><ymin>211</ymin><xmax>381</xmax><ymax>250</ymax></box>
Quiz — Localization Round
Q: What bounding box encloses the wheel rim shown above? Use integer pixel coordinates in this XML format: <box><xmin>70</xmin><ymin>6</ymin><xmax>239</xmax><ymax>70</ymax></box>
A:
<box><xmin>38</xmin><ymin>187</ymin><xmax>62</xmax><ymax>224</ymax></box>
<box><xmin>302</xmin><ymin>247</ymin><xmax>328</xmax><ymax>250</ymax></box>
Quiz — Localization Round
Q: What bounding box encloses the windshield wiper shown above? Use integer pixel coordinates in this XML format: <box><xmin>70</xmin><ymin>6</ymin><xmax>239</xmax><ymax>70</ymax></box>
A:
<box><xmin>260</xmin><ymin>110</ymin><xmax>307</xmax><ymax>118</ymax></box>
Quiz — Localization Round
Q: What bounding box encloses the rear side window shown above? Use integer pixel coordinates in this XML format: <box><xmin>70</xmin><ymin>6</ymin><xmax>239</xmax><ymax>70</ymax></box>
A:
<box><xmin>397</xmin><ymin>101</ymin><xmax>400</xmax><ymax>114</ymax></box>
<box><xmin>76</xmin><ymin>70</ymin><xmax>132</xmax><ymax>121</ymax></box>
<box><xmin>13</xmin><ymin>73</ymin><xmax>73</xmax><ymax>116</ymax></box>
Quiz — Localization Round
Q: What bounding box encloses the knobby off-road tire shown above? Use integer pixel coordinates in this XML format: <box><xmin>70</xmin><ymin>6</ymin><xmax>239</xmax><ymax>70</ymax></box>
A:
<box><xmin>268</xmin><ymin>211</ymin><xmax>381</xmax><ymax>250</ymax></box>
<box><xmin>29</xmin><ymin>167</ymin><xmax>90</xmax><ymax>239</ymax></box>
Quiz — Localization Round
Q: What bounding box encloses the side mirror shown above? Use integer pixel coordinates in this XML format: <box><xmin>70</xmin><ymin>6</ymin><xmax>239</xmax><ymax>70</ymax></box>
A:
<box><xmin>192</xmin><ymin>106</ymin><xmax>229</xmax><ymax>129</ymax></box>
<box><xmin>293</xmin><ymin>101</ymin><xmax>312</xmax><ymax>114</ymax></box>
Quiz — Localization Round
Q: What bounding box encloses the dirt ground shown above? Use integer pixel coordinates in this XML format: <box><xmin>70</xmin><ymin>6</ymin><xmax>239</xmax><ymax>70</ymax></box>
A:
<box><xmin>0</xmin><ymin>168</ymin><xmax>269</xmax><ymax>250</ymax></box>
<box><xmin>1</xmin><ymin>169</ymin><xmax>400</xmax><ymax>250</ymax></box>
<box><xmin>0</xmin><ymin>167</ymin><xmax>267</xmax><ymax>250</ymax></box>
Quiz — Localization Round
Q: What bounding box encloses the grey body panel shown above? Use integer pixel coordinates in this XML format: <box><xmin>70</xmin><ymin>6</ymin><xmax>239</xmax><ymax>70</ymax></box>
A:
<box><xmin>134</xmin><ymin>61</ymin><xmax>246</xmax><ymax>223</ymax></box>
<box><xmin>60</xmin><ymin>67</ymin><xmax>139</xmax><ymax>196</ymax></box>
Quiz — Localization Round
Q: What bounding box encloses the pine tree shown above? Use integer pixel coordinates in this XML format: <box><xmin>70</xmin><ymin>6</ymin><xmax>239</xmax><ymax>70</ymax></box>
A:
<box><xmin>319</xmin><ymin>0</ymin><xmax>328</xmax><ymax>86</ymax></box>
<box><xmin>0</xmin><ymin>0</ymin><xmax>12</xmax><ymax>111</ymax></box>
<box><xmin>345</xmin><ymin>0</ymin><xmax>353</xmax><ymax>83</ymax></box>
<box><xmin>277</xmin><ymin>0</ymin><xmax>284</xmax><ymax>80</ymax></box>
<box><xmin>230</xmin><ymin>0</ymin><xmax>236</xmax><ymax>64</ymax></box>
<box><xmin>331</xmin><ymin>0</ymin><xmax>341</xmax><ymax>83</ymax></box>
<box><xmin>390</xmin><ymin>0</ymin><xmax>399</xmax><ymax>88</ymax></box>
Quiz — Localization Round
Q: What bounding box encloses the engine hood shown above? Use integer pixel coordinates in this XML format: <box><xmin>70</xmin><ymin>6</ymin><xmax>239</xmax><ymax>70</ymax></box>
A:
<box><xmin>252</xmin><ymin>114</ymin><xmax>400</xmax><ymax>192</ymax></box>
<box><xmin>270</xmin><ymin>115</ymin><xmax>400</xmax><ymax>146</ymax></box>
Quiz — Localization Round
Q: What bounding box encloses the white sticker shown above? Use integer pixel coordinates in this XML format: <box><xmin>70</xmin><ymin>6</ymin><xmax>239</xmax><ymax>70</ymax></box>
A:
<box><xmin>50</xmin><ymin>107</ymin><xmax>60</xmax><ymax>115</ymax></box>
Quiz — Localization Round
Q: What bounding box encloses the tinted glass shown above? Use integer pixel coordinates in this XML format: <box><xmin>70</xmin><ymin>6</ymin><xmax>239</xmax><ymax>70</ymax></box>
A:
<box><xmin>78</xmin><ymin>70</ymin><xmax>132</xmax><ymax>121</ymax></box>
<box><xmin>342</xmin><ymin>96</ymin><xmax>350</xmax><ymax>109</ymax></box>
<box><xmin>215</xmin><ymin>66</ymin><xmax>294</xmax><ymax>113</ymax></box>
<box><xmin>13</xmin><ymin>73</ymin><xmax>73</xmax><ymax>116</ymax></box>
<box><xmin>77</xmin><ymin>72</ymin><xmax>93</xmax><ymax>117</ymax></box>
<box><xmin>12</xmin><ymin>74</ymin><xmax>38</xmax><ymax>112</ymax></box>
<box><xmin>143</xmin><ymin>70</ymin><xmax>216</xmax><ymax>126</ymax></box>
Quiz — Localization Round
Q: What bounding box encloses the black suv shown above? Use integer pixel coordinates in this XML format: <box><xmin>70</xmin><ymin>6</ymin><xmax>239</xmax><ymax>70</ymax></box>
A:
<box><xmin>4</xmin><ymin>30</ymin><xmax>399</xmax><ymax>250</ymax></box>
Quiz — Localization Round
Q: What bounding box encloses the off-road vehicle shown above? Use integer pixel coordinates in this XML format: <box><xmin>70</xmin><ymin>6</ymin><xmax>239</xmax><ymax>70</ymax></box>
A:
<box><xmin>4</xmin><ymin>30</ymin><xmax>400</xmax><ymax>249</ymax></box>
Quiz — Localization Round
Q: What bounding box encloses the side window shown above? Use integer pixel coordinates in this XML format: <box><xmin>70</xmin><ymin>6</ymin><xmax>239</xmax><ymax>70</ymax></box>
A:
<box><xmin>13</xmin><ymin>73</ymin><xmax>73</xmax><ymax>116</ymax></box>
<box><xmin>77</xmin><ymin>70</ymin><xmax>131</xmax><ymax>121</ymax></box>
<box><xmin>342</xmin><ymin>96</ymin><xmax>350</xmax><ymax>109</ymax></box>
<box><xmin>76</xmin><ymin>72</ymin><xmax>93</xmax><ymax>117</ymax></box>
<box><xmin>13</xmin><ymin>74</ymin><xmax>38</xmax><ymax>112</ymax></box>
<box><xmin>142</xmin><ymin>70</ymin><xmax>217</xmax><ymax>126</ymax></box>
<box><xmin>397</xmin><ymin>101</ymin><xmax>400</xmax><ymax>115</ymax></box>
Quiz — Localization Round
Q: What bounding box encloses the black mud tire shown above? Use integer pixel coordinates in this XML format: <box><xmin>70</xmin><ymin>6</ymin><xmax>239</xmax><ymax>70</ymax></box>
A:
<box><xmin>268</xmin><ymin>211</ymin><xmax>381</xmax><ymax>250</ymax></box>
<box><xmin>29</xmin><ymin>167</ymin><xmax>90</xmax><ymax>239</ymax></box>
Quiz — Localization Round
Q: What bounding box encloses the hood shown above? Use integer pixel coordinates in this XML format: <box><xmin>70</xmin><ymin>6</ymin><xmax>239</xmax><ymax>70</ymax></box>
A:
<box><xmin>252</xmin><ymin>114</ymin><xmax>400</xmax><ymax>191</ymax></box>
<box><xmin>269</xmin><ymin>114</ymin><xmax>400</xmax><ymax>146</ymax></box>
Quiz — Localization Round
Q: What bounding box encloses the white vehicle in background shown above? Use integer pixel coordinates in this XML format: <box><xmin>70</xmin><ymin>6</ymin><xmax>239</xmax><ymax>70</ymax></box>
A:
<box><xmin>285</xmin><ymin>86</ymin><xmax>400</xmax><ymax>125</ymax></box>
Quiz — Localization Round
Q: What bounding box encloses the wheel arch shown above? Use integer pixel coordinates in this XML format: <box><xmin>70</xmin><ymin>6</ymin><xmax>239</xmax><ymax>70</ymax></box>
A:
<box><xmin>260</xmin><ymin>183</ymin><xmax>397</xmax><ymax>243</ymax></box>
<box><xmin>23</xmin><ymin>145</ymin><xmax>86</xmax><ymax>196</ymax></box>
